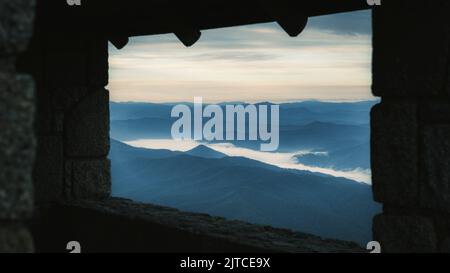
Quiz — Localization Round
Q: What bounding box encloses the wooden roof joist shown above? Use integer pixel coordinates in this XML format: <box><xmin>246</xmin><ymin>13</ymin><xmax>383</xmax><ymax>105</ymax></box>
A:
<box><xmin>39</xmin><ymin>0</ymin><xmax>371</xmax><ymax>48</ymax></box>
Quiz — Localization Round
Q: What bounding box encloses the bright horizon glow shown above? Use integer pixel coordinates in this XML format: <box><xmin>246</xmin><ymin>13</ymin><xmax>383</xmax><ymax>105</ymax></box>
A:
<box><xmin>110</xmin><ymin>98</ymin><xmax>378</xmax><ymax>104</ymax></box>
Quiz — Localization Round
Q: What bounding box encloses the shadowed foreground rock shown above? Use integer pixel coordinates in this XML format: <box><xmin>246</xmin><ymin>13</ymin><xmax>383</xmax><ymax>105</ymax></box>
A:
<box><xmin>33</xmin><ymin>198</ymin><xmax>365</xmax><ymax>253</ymax></box>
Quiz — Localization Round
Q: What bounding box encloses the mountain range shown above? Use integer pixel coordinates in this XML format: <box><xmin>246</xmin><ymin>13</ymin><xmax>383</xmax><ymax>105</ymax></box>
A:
<box><xmin>110</xmin><ymin>139</ymin><xmax>381</xmax><ymax>245</ymax></box>
<box><xmin>110</xmin><ymin>100</ymin><xmax>376</xmax><ymax>170</ymax></box>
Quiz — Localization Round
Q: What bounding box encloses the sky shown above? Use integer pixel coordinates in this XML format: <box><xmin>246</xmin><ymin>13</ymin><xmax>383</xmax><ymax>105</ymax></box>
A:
<box><xmin>108</xmin><ymin>10</ymin><xmax>373</xmax><ymax>103</ymax></box>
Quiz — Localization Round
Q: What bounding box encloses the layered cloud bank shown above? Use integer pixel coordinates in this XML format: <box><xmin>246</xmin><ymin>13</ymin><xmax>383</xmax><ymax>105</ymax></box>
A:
<box><xmin>108</xmin><ymin>11</ymin><xmax>373</xmax><ymax>103</ymax></box>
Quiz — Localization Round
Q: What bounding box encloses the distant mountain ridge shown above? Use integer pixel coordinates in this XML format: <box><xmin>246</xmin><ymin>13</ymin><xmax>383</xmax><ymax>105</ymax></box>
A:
<box><xmin>110</xmin><ymin>139</ymin><xmax>381</xmax><ymax>245</ymax></box>
<box><xmin>295</xmin><ymin>142</ymin><xmax>370</xmax><ymax>170</ymax></box>
<box><xmin>186</xmin><ymin>145</ymin><xmax>227</xmax><ymax>159</ymax></box>
<box><xmin>110</xmin><ymin>100</ymin><xmax>375</xmax><ymax>171</ymax></box>
<box><xmin>110</xmin><ymin>100</ymin><xmax>378</xmax><ymax>125</ymax></box>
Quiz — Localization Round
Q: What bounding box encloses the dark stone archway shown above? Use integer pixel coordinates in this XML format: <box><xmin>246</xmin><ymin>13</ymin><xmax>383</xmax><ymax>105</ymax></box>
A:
<box><xmin>1</xmin><ymin>0</ymin><xmax>450</xmax><ymax>253</ymax></box>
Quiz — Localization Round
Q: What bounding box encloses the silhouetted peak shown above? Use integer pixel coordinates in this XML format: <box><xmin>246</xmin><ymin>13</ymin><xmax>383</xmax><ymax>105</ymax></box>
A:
<box><xmin>186</xmin><ymin>145</ymin><xmax>227</xmax><ymax>159</ymax></box>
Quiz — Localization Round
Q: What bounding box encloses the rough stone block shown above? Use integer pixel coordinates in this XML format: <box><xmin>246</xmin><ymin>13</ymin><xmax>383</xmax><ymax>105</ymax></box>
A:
<box><xmin>0</xmin><ymin>57</ymin><xmax>15</xmax><ymax>74</ymax></box>
<box><xmin>441</xmin><ymin>237</ymin><xmax>450</xmax><ymax>253</ymax></box>
<box><xmin>373</xmin><ymin>214</ymin><xmax>438</xmax><ymax>253</ymax></box>
<box><xmin>0</xmin><ymin>74</ymin><xmax>35</xmax><ymax>219</ymax></box>
<box><xmin>65</xmin><ymin>88</ymin><xmax>110</xmax><ymax>157</ymax></box>
<box><xmin>0</xmin><ymin>0</ymin><xmax>36</xmax><ymax>56</ymax></box>
<box><xmin>0</xmin><ymin>224</ymin><xmax>33</xmax><ymax>253</ymax></box>
<box><xmin>52</xmin><ymin>86</ymin><xmax>90</xmax><ymax>112</ymax></box>
<box><xmin>371</xmin><ymin>102</ymin><xmax>419</xmax><ymax>206</ymax></box>
<box><xmin>34</xmin><ymin>86</ymin><xmax>90</xmax><ymax>135</ymax></box>
<box><xmin>431</xmin><ymin>214</ymin><xmax>450</xmax><ymax>252</ymax></box>
<box><xmin>88</xmin><ymin>38</ymin><xmax>109</xmax><ymax>87</ymax></box>
<box><xmin>421</xmin><ymin>125</ymin><xmax>450</xmax><ymax>211</ymax></box>
<box><xmin>44</xmin><ymin>33</ymin><xmax>89</xmax><ymax>87</ymax></box>
<box><xmin>34</xmin><ymin>87</ymin><xmax>54</xmax><ymax>135</ymax></box>
<box><xmin>35</xmin><ymin>91</ymin><xmax>65</xmax><ymax>136</ymax></box>
<box><xmin>34</xmin><ymin>86</ymin><xmax>91</xmax><ymax>135</ymax></box>
<box><xmin>419</xmin><ymin>101</ymin><xmax>450</xmax><ymax>124</ymax></box>
<box><xmin>65</xmin><ymin>159</ymin><xmax>111</xmax><ymax>200</ymax></box>
<box><xmin>372</xmin><ymin>1</ymin><xmax>450</xmax><ymax>97</ymax></box>
<box><xmin>33</xmin><ymin>136</ymin><xmax>64</xmax><ymax>204</ymax></box>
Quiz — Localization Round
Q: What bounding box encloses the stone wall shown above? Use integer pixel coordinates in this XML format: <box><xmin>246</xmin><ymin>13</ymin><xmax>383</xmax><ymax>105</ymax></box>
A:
<box><xmin>3</xmin><ymin>0</ymin><xmax>450</xmax><ymax>253</ymax></box>
<box><xmin>18</xmin><ymin>1</ymin><xmax>111</xmax><ymax>205</ymax></box>
<box><xmin>0</xmin><ymin>0</ymin><xmax>36</xmax><ymax>252</ymax></box>
<box><xmin>371</xmin><ymin>0</ymin><xmax>450</xmax><ymax>253</ymax></box>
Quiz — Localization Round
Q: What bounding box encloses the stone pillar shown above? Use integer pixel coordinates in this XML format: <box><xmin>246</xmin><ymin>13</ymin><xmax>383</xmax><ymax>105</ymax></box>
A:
<box><xmin>371</xmin><ymin>0</ymin><xmax>450</xmax><ymax>253</ymax></box>
<box><xmin>0</xmin><ymin>0</ymin><xmax>36</xmax><ymax>252</ymax></box>
<box><xmin>18</xmin><ymin>3</ymin><xmax>111</xmax><ymax>205</ymax></box>
<box><xmin>35</xmin><ymin>37</ymin><xmax>111</xmax><ymax>203</ymax></box>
